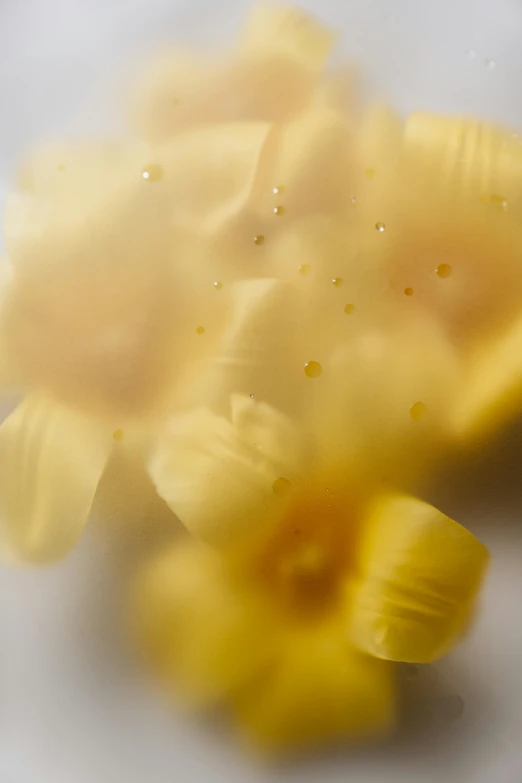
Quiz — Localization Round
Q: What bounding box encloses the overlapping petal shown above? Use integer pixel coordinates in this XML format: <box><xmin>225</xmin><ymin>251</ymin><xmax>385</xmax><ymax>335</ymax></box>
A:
<box><xmin>349</xmin><ymin>493</ymin><xmax>489</xmax><ymax>663</ymax></box>
<box><xmin>0</xmin><ymin>394</ymin><xmax>112</xmax><ymax>562</ymax></box>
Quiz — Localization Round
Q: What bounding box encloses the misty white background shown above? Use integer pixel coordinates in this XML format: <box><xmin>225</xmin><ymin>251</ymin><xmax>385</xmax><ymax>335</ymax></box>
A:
<box><xmin>1</xmin><ymin>1</ymin><xmax>522</xmax><ymax>781</ymax></box>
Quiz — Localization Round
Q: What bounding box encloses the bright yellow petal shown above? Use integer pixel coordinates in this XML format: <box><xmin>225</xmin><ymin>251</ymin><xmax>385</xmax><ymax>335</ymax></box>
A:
<box><xmin>0</xmin><ymin>394</ymin><xmax>112</xmax><ymax>562</ymax></box>
<box><xmin>131</xmin><ymin>542</ymin><xmax>279</xmax><ymax>706</ymax></box>
<box><xmin>148</xmin><ymin>395</ymin><xmax>306</xmax><ymax>548</ymax></box>
<box><xmin>233</xmin><ymin>618</ymin><xmax>395</xmax><ymax>754</ymax></box>
<box><xmin>452</xmin><ymin>312</ymin><xmax>522</xmax><ymax>440</ymax></box>
<box><xmin>349</xmin><ymin>494</ymin><xmax>489</xmax><ymax>663</ymax></box>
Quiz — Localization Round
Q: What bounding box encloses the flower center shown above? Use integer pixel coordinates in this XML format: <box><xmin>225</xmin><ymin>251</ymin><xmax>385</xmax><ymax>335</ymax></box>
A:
<box><xmin>255</xmin><ymin>487</ymin><xmax>356</xmax><ymax>617</ymax></box>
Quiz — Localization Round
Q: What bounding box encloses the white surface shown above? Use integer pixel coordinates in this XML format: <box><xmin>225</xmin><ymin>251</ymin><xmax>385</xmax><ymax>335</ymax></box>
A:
<box><xmin>1</xmin><ymin>1</ymin><xmax>522</xmax><ymax>781</ymax></box>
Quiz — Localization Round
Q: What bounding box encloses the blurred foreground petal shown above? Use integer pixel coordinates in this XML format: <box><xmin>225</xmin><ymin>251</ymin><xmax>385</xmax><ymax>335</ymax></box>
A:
<box><xmin>0</xmin><ymin>394</ymin><xmax>112</xmax><ymax>562</ymax></box>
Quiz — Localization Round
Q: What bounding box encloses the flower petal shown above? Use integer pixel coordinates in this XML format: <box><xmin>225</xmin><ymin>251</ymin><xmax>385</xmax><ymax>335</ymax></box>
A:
<box><xmin>181</xmin><ymin>278</ymin><xmax>308</xmax><ymax>417</ymax></box>
<box><xmin>233</xmin><ymin>618</ymin><xmax>395</xmax><ymax>754</ymax></box>
<box><xmin>309</xmin><ymin>314</ymin><xmax>460</xmax><ymax>484</ymax></box>
<box><xmin>0</xmin><ymin>394</ymin><xmax>112</xmax><ymax>562</ymax></box>
<box><xmin>349</xmin><ymin>494</ymin><xmax>489</xmax><ymax>663</ymax></box>
<box><xmin>131</xmin><ymin>542</ymin><xmax>279</xmax><ymax>706</ymax></box>
<box><xmin>148</xmin><ymin>395</ymin><xmax>306</xmax><ymax>548</ymax></box>
<box><xmin>452</xmin><ymin>312</ymin><xmax>522</xmax><ymax>440</ymax></box>
<box><xmin>240</xmin><ymin>5</ymin><xmax>336</xmax><ymax>75</ymax></box>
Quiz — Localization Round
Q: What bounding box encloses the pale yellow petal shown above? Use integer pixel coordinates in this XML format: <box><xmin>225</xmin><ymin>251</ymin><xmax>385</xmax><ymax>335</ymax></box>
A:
<box><xmin>357</xmin><ymin>110</ymin><xmax>522</xmax><ymax>342</ymax></box>
<box><xmin>349</xmin><ymin>494</ymin><xmax>489</xmax><ymax>663</ymax></box>
<box><xmin>148</xmin><ymin>395</ymin><xmax>306</xmax><ymax>548</ymax></box>
<box><xmin>310</xmin><ymin>314</ymin><xmax>461</xmax><ymax>483</ymax></box>
<box><xmin>233</xmin><ymin>618</ymin><xmax>395</xmax><ymax>754</ymax></box>
<box><xmin>240</xmin><ymin>5</ymin><xmax>336</xmax><ymax>75</ymax></box>
<box><xmin>253</xmin><ymin>105</ymin><xmax>353</xmax><ymax>219</ymax></box>
<box><xmin>0</xmin><ymin>394</ymin><xmax>112</xmax><ymax>562</ymax></box>
<box><xmin>131</xmin><ymin>542</ymin><xmax>279</xmax><ymax>706</ymax></box>
<box><xmin>452</xmin><ymin>312</ymin><xmax>522</xmax><ymax>440</ymax></box>
<box><xmin>182</xmin><ymin>278</ymin><xmax>308</xmax><ymax>417</ymax></box>
<box><xmin>129</xmin><ymin>49</ymin><xmax>230</xmax><ymax>143</ymax></box>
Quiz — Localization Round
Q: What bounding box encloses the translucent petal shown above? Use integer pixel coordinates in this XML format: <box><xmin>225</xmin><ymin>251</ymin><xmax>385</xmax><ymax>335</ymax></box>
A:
<box><xmin>0</xmin><ymin>394</ymin><xmax>112</xmax><ymax>562</ymax></box>
<box><xmin>349</xmin><ymin>494</ymin><xmax>489</xmax><ymax>663</ymax></box>
<box><xmin>233</xmin><ymin>617</ymin><xmax>395</xmax><ymax>754</ymax></box>
<box><xmin>148</xmin><ymin>395</ymin><xmax>306</xmax><ymax>548</ymax></box>
<box><xmin>240</xmin><ymin>5</ymin><xmax>336</xmax><ymax>74</ymax></box>
<box><xmin>131</xmin><ymin>542</ymin><xmax>279</xmax><ymax>706</ymax></box>
<box><xmin>357</xmin><ymin>109</ymin><xmax>522</xmax><ymax>342</ymax></box>
<box><xmin>180</xmin><ymin>278</ymin><xmax>308</xmax><ymax>417</ymax></box>
<box><xmin>309</xmin><ymin>314</ymin><xmax>460</xmax><ymax>483</ymax></box>
<box><xmin>253</xmin><ymin>105</ymin><xmax>353</xmax><ymax>219</ymax></box>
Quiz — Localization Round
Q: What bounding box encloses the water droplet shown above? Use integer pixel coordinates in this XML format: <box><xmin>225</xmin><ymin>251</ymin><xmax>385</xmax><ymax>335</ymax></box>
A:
<box><xmin>485</xmin><ymin>59</ymin><xmax>496</xmax><ymax>70</ymax></box>
<box><xmin>436</xmin><ymin>263</ymin><xmax>452</xmax><ymax>279</ymax></box>
<box><xmin>304</xmin><ymin>360</ymin><xmax>322</xmax><ymax>379</ymax></box>
<box><xmin>465</xmin><ymin>48</ymin><xmax>476</xmax><ymax>59</ymax></box>
<box><xmin>299</xmin><ymin>264</ymin><xmax>311</xmax><ymax>276</ymax></box>
<box><xmin>113</xmin><ymin>429</ymin><xmax>125</xmax><ymax>443</ymax></box>
<box><xmin>272</xmin><ymin>185</ymin><xmax>284</xmax><ymax>195</ymax></box>
<box><xmin>376</xmin><ymin>222</ymin><xmax>386</xmax><ymax>232</ymax></box>
<box><xmin>195</xmin><ymin>326</ymin><xmax>205</xmax><ymax>335</ymax></box>
<box><xmin>142</xmin><ymin>164</ymin><xmax>164</xmax><ymax>182</ymax></box>
<box><xmin>213</xmin><ymin>281</ymin><xmax>223</xmax><ymax>290</ymax></box>
<box><xmin>332</xmin><ymin>277</ymin><xmax>343</xmax><ymax>287</ymax></box>
<box><xmin>350</xmin><ymin>195</ymin><xmax>357</xmax><ymax>204</ymax></box>
<box><xmin>404</xmin><ymin>287</ymin><xmax>414</xmax><ymax>296</ymax></box>
<box><xmin>365</xmin><ymin>168</ymin><xmax>375</xmax><ymax>179</ymax></box>
<box><xmin>410</xmin><ymin>401</ymin><xmax>427</xmax><ymax>421</ymax></box>
<box><xmin>249</xmin><ymin>392</ymin><xmax>255</xmax><ymax>399</ymax></box>
<box><xmin>344</xmin><ymin>303</ymin><xmax>355</xmax><ymax>315</ymax></box>
<box><xmin>273</xmin><ymin>205</ymin><xmax>286</xmax><ymax>216</ymax></box>
<box><xmin>253</xmin><ymin>234</ymin><xmax>265</xmax><ymax>245</ymax></box>
<box><xmin>272</xmin><ymin>477</ymin><xmax>292</xmax><ymax>498</ymax></box>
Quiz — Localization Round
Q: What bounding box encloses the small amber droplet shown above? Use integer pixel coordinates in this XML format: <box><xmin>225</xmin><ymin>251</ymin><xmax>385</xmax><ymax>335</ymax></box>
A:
<box><xmin>436</xmin><ymin>263</ymin><xmax>452</xmax><ymax>279</ymax></box>
<box><xmin>376</xmin><ymin>222</ymin><xmax>386</xmax><ymax>232</ymax></box>
<box><xmin>172</xmin><ymin>98</ymin><xmax>180</xmax><ymax>106</ymax></box>
<box><xmin>253</xmin><ymin>234</ymin><xmax>265</xmax><ymax>245</ymax></box>
<box><xmin>273</xmin><ymin>205</ymin><xmax>286</xmax><ymax>216</ymax></box>
<box><xmin>404</xmin><ymin>287</ymin><xmax>414</xmax><ymax>296</ymax></box>
<box><xmin>272</xmin><ymin>477</ymin><xmax>292</xmax><ymax>498</ymax></box>
<box><xmin>365</xmin><ymin>168</ymin><xmax>375</xmax><ymax>179</ymax></box>
<box><xmin>213</xmin><ymin>281</ymin><xmax>223</xmax><ymax>290</ymax></box>
<box><xmin>350</xmin><ymin>195</ymin><xmax>357</xmax><ymax>204</ymax></box>
<box><xmin>57</xmin><ymin>163</ymin><xmax>66</xmax><ymax>171</ymax></box>
<box><xmin>272</xmin><ymin>185</ymin><xmax>284</xmax><ymax>195</ymax></box>
<box><xmin>304</xmin><ymin>361</ymin><xmax>322</xmax><ymax>379</ymax></box>
<box><xmin>410</xmin><ymin>401</ymin><xmax>427</xmax><ymax>421</ymax></box>
<box><xmin>344</xmin><ymin>303</ymin><xmax>355</xmax><ymax>315</ymax></box>
<box><xmin>332</xmin><ymin>277</ymin><xmax>343</xmax><ymax>287</ymax></box>
<box><xmin>249</xmin><ymin>392</ymin><xmax>255</xmax><ymax>399</ymax></box>
<box><xmin>142</xmin><ymin>164</ymin><xmax>164</xmax><ymax>182</ymax></box>
<box><xmin>299</xmin><ymin>264</ymin><xmax>311</xmax><ymax>276</ymax></box>
<box><xmin>113</xmin><ymin>429</ymin><xmax>125</xmax><ymax>443</ymax></box>
<box><xmin>196</xmin><ymin>326</ymin><xmax>205</xmax><ymax>335</ymax></box>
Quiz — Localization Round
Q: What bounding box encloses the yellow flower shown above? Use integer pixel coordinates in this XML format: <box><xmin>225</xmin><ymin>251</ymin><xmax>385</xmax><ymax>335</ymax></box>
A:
<box><xmin>0</xmin><ymin>5</ymin><xmax>356</xmax><ymax>565</ymax></box>
<box><xmin>130</xmin><ymin>279</ymin><xmax>488</xmax><ymax>754</ymax></box>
